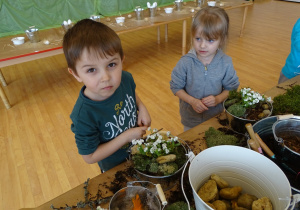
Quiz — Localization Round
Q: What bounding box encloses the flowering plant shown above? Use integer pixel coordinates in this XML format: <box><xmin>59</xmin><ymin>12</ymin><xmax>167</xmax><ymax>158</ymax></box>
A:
<box><xmin>130</xmin><ymin>128</ymin><xmax>187</xmax><ymax>176</ymax></box>
<box><xmin>224</xmin><ymin>88</ymin><xmax>272</xmax><ymax>120</ymax></box>
<box><xmin>240</xmin><ymin>87</ymin><xmax>272</xmax><ymax>108</ymax></box>
<box><xmin>132</xmin><ymin>128</ymin><xmax>181</xmax><ymax>158</ymax></box>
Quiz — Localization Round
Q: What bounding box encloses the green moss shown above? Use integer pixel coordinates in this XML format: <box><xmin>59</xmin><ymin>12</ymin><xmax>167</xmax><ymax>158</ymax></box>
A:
<box><xmin>273</xmin><ymin>85</ymin><xmax>300</xmax><ymax>115</ymax></box>
<box><xmin>205</xmin><ymin>127</ymin><xmax>238</xmax><ymax>148</ymax></box>
<box><xmin>227</xmin><ymin>104</ymin><xmax>246</xmax><ymax>117</ymax></box>
<box><xmin>165</xmin><ymin>201</ymin><xmax>195</xmax><ymax>210</ymax></box>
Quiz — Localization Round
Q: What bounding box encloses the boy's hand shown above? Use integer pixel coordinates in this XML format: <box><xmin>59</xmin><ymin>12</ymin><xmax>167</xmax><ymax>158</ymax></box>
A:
<box><xmin>191</xmin><ymin>98</ymin><xmax>208</xmax><ymax>113</ymax></box>
<box><xmin>137</xmin><ymin>107</ymin><xmax>151</xmax><ymax>127</ymax></box>
<box><xmin>201</xmin><ymin>95</ymin><xmax>217</xmax><ymax>107</ymax></box>
<box><xmin>126</xmin><ymin>126</ymin><xmax>148</xmax><ymax>142</ymax></box>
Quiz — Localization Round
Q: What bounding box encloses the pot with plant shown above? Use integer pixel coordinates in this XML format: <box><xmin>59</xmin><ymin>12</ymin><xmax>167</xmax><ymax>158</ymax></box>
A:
<box><xmin>223</xmin><ymin>87</ymin><xmax>273</xmax><ymax>133</ymax></box>
<box><xmin>129</xmin><ymin>128</ymin><xmax>190</xmax><ymax>190</ymax></box>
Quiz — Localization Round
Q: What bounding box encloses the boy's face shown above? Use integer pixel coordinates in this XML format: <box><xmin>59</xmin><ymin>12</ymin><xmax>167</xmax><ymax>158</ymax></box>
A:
<box><xmin>70</xmin><ymin>48</ymin><xmax>123</xmax><ymax>101</ymax></box>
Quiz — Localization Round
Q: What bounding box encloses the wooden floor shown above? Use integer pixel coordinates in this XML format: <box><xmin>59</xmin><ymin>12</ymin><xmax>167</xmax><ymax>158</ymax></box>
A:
<box><xmin>0</xmin><ymin>0</ymin><xmax>299</xmax><ymax>209</ymax></box>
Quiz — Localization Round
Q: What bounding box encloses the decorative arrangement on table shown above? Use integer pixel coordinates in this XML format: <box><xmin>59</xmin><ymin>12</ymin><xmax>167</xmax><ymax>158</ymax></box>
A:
<box><xmin>223</xmin><ymin>87</ymin><xmax>272</xmax><ymax>133</ymax></box>
<box><xmin>130</xmin><ymin>128</ymin><xmax>188</xmax><ymax>178</ymax></box>
<box><xmin>272</xmin><ymin>84</ymin><xmax>300</xmax><ymax>116</ymax></box>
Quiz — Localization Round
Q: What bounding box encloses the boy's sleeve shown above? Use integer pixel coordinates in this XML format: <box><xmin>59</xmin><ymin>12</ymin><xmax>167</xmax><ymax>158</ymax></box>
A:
<box><xmin>71</xmin><ymin>116</ymin><xmax>100</xmax><ymax>155</ymax></box>
<box><xmin>222</xmin><ymin>58</ymin><xmax>240</xmax><ymax>91</ymax></box>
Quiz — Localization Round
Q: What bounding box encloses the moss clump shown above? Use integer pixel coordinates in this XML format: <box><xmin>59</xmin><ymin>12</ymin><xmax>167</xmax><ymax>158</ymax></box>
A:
<box><xmin>165</xmin><ymin>201</ymin><xmax>195</xmax><ymax>210</ymax></box>
<box><xmin>205</xmin><ymin>127</ymin><xmax>238</xmax><ymax>148</ymax></box>
<box><xmin>227</xmin><ymin>104</ymin><xmax>246</xmax><ymax>117</ymax></box>
<box><xmin>273</xmin><ymin>85</ymin><xmax>300</xmax><ymax>115</ymax></box>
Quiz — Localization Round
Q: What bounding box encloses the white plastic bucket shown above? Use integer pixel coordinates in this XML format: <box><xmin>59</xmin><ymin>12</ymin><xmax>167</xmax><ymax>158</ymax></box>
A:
<box><xmin>188</xmin><ymin>145</ymin><xmax>293</xmax><ymax>210</ymax></box>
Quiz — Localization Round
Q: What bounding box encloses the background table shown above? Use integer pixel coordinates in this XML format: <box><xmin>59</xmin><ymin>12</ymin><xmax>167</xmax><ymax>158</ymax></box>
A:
<box><xmin>0</xmin><ymin>0</ymin><xmax>253</xmax><ymax>109</ymax></box>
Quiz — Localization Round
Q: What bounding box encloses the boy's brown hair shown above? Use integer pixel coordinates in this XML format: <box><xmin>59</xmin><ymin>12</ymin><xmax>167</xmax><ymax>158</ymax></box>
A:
<box><xmin>63</xmin><ymin>19</ymin><xmax>124</xmax><ymax>75</ymax></box>
<box><xmin>191</xmin><ymin>6</ymin><xmax>229</xmax><ymax>49</ymax></box>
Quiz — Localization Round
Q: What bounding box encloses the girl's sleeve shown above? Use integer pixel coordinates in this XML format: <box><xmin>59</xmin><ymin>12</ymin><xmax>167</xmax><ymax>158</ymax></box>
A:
<box><xmin>222</xmin><ymin>58</ymin><xmax>240</xmax><ymax>91</ymax></box>
<box><xmin>170</xmin><ymin>58</ymin><xmax>188</xmax><ymax>95</ymax></box>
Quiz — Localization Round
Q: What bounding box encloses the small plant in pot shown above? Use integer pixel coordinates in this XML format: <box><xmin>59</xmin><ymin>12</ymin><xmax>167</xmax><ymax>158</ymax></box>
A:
<box><xmin>223</xmin><ymin>88</ymin><xmax>273</xmax><ymax>133</ymax></box>
<box><xmin>130</xmin><ymin>128</ymin><xmax>187</xmax><ymax>178</ymax></box>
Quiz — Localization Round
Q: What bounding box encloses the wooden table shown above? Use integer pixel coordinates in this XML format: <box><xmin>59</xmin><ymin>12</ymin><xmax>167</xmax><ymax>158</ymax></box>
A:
<box><xmin>0</xmin><ymin>0</ymin><xmax>252</xmax><ymax>109</ymax></box>
<box><xmin>19</xmin><ymin>75</ymin><xmax>299</xmax><ymax>210</ymax></box>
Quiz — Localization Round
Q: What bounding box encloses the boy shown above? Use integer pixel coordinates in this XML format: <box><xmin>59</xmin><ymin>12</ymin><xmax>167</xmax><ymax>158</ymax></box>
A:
<box><xmin>63</xmin><ymin>19</ymin><xmax>151</xmax><ymax>172</ymax></box>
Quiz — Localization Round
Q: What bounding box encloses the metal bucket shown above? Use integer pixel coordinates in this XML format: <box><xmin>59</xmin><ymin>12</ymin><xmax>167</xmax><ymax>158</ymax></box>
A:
<box><xmin>223</xmin><ymin>100</ymin><xmax>273</xmax><ymax>134</ymax></box>
<box><xmin>90</xmin><ymin>15</ymin><xmax>101</xmax><ymax>22</ymax></box>
<box><xmin>188</xmin><ymin>145</ymin><xmax>297</xmax><ymax>210</ymax></box>
<box><xmin>272</xmin><ymin>118</ymin><xmax>300</xmax><ymax>156</ymax></box>
<box><xmin>129</xmin><ymin>135</ymin><xmax>190</xmax><ymax>191</ymax></box>
<box><xmin>149</xmin><ymin>7</ymin><xmax>157</xmax><ymax>17</ymax></box>
<box><xmin>174</xmin><ymin>1</ymin><xmax>183</xmax><ymax>11</ymax></box>
<box><xmin>109</xmin><ymin>181</ymin><xmax>166</xmax><ymax>210</ymax></box>
<box><xmin>251</xmin><ymin>116</ymin><xmax>300</xmax><ymax>193</ymax></box>
<box><xmin>135</xmin><ymin>6</ymin><xmax>144</xmax><ymax>20</ymax></box>
<box><xmin>25</xmin><ymin>26</ymin><xmax>40</xmax><ymax>43</ymax></box>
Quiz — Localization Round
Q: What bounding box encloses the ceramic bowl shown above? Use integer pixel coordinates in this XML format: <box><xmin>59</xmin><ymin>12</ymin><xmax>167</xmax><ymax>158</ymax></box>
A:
<box><xmin>115</xmin><ymin>17</ymin><xmax>125</xmax><ymax>24</ymax></box>
<box><xmin>164</xmin><ymin>7</ymin><xmax>173</xmax><ymax>14</ymax></box>
<box><xmin>207</xmin><ymin>1</ymin><xmax>216</xmax><ymax>6</ymax></box>
<box><xmin>11</xmin><ymin>37</ymin><xmax>25</xmax><ymax>45</ymax></box>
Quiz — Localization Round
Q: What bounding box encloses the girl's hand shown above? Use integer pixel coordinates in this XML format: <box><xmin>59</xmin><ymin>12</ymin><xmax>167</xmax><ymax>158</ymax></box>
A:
<box><xmin>191</xmin><ymin>98</ymin><xmax>208</xmax><ymax>113</ymax></box>
<box><xmin>201</xmin><ymin>95</ymin><xmax>217</xmax><ymax>107</ymax></box>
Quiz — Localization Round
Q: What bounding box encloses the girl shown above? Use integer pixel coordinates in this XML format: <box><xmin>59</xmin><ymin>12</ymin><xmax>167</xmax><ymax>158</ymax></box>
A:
<box><xmin>170</xmin><ymin>6</ymin><xmax>240</xmax><ymax>131</ymax></box>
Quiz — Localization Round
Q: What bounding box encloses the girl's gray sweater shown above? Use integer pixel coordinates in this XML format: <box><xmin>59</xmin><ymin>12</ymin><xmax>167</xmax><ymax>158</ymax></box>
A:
<box><xmin>170</xmin><ymin>48</ymin><xmax>240</xmax><ymax>128</ymax></box>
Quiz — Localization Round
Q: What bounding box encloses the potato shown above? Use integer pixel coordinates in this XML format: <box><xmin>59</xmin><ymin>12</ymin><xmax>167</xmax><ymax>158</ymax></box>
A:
<box><xmin>131</xmin><ymin>145</ymin><xmax>142</xmax><ymax>155</ymax></box>
<box><xmin>156</xmin><ymin>154</ymin><xmax>176</xmax><ymax>164</ymax></box>
<box><xmin>198</xmin><ymin>180</ymin><xmax>219</xmax><ymax>202</ymax></box>
<box><xmin>252</xmin><ymin>197</ymin><xmax>273</xmax><ymax>210</ymax></box>
<box><xmin>211</xmin><ymin>174</ymin><xmax>229</xmax><ymax>189</ymax></box>
<box><xmin>206</xmin><ymin>202</ymin><xmax>216</xmax><ymax>210</ymax></box>
<box><xmin>237</xmin><ymin>193</ymin><xmax>258</xmax><ymax>209</ymax></box>
<box><xmin>212</xmin><ymin>200</ymin><xmax>227</xmax><ymax>210</ymax></box>
<box><xmin>232</xmin><ymin>200</ymin><xmax>248</xmax><ymax>210</ymax></box>
<box><xmin>219</xmin><ymin>186</ymin><xmax>242</xmax><ymax>200</ymax></box>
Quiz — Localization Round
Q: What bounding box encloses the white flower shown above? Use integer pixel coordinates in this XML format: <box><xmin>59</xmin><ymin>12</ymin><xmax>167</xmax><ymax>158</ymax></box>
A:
<box><xmin>147</xmin><ymin>127</ymin><xmax>151</xmax><ymax>131</ymax></box>
<box><xmin>167</xmin><ymin>131</ymin><xmax>171</xmax><ymax>136</ymax></box>
<box><xmin>174</xmin><ymin>136</ymin><xmax>178</xmax><ymax>141</ymax></box>
<box><xmin>132</xmin><ymin>139</ymin><xmax>137</xmax><ymax>145</ymax></box>
<box><xmin>144</xmin><ymin>147</ymin><xmax>148</xmax><ymax>152</ymax></box>
<box><xmin>164</xmin><ymin>148</ymin><xmax>170</xmax><ymax>154</ymax></box>
<box><xmin>153</xmin><ymin>128</ymin><xmax>158</xmax><ymax>132</ymax></box>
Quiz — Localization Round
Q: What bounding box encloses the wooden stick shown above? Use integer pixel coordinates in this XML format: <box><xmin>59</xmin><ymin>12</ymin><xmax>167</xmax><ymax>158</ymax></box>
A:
<box><xmin>248</xmin><ymin>139</ymin><xmax>259</xmax><ymax>153</ymax></box>
<box><xmin>245</xmin><ymin>123</ymin><xmax>263</xmax><ymax>154</ymax></box>
<box><xmin>255</xmin><ymin>133</ymin><xmax>275</xmax><ymax>159</ymax></box>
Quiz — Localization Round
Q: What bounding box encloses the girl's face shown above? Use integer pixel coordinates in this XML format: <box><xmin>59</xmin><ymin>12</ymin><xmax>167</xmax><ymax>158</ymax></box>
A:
<box><xmin>193</xmin><ymin>27</ymin><xmax>221</xmax><ymax>64</ymax></box>
<box><xmin>70</xmin><ymin>48</ymin><xmax>123</xmax><ymax>101</ymax></box>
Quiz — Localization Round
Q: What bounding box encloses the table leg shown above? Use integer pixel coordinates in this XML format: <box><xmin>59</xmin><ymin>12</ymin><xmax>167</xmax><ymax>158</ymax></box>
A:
<box><xmin>165</xmin><ymin>24</ymin><xmax>168</xmax><ymax>42</ymax></box>
<box><xmin>157</xmin><ymin>26</ymin><xmax>160</xmax><ymax>44</ymax></box>
<box><xmin>0</xmin><ymin>68</ymin><xmax>7</xmax><ymax>86</ymax></box>
<box><xmin>182</xmin><ymin>19</ymin><xmax>187</xmax><ymax>55</ymax></box>
<box><xmin>0</xmin><ymin>85</ymin><xmax>11</xmax><ymax>109</ymax></box>
<box><xmin>240</xmin><ymin>6</ymin><xmax>249</xmax><ymax>37</ymax></box>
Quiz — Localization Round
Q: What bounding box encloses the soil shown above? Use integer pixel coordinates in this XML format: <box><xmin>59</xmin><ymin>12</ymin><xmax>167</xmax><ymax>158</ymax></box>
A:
<box><xmin>244</xmin><ymin>105</ymin><xmax>268</xmax><ymax>121</ymax></box>
<box><xmin>280</xmin><ymin>134</ymin><xmax>300</xmax><ymax>154</ymax></box>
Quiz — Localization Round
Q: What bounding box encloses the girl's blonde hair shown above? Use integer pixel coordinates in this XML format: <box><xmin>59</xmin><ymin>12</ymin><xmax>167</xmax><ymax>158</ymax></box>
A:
<box><xmin>191</xmin><ymin>6</ymin><xmax>229</xmax><ymax>49</ymax></box>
